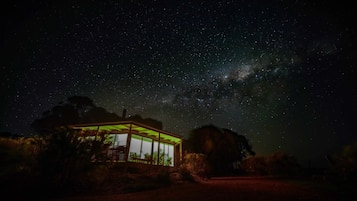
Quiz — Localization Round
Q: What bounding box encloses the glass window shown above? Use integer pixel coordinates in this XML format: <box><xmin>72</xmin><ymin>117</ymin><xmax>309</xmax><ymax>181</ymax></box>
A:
<box><xmin>105</xmin><ymin>134</ymin><xmax>127</xmax><ymax>148</ymax></box>
<box><xmin>129</xmin><ymin>135</ymin><xmax>153</xmax><ymax>162</ymax></box>
<box><xmin>114</xmin><ymin>134</ymin><xmax>128</xmax><ymax>148</ymax></box>
<box><xmin>129</xmin><ymin>134</ymin><xmax>141</xmax><ymax>160</ymax></box>
<box><xmin>141</xmin><ymin>137</ymin><xmax>152</xmax><ymax>161</ymax></box>
<box><xmin>128</xmin><ymin>135</ymin><xmax>175</xmax><ymax>166</ymax></box>
<box><xmin>155</xmin><ymin>142</ymin><xmax>174</xmax><ymax>166</ymax></box>
<box><xmin>106</xmin><ymin>134</ymin><xmax>128</xmax><ymax>161</ymax></box>
<box><xmin>167</xmin><ymin>144</ymin><xmax>174</xmax><ymax>167</ymax></box>
<box><xmin>104</xmin><ymin>134</ymin><xmax>115</xmax><ymax>148</ymax></box>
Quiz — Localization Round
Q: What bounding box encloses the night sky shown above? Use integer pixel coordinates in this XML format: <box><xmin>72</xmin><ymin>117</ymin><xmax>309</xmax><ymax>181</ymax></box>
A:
<box><xmin>1</xmin><ymin>1</ymin><xmax>356</xmax><ymax>167</ymax></box>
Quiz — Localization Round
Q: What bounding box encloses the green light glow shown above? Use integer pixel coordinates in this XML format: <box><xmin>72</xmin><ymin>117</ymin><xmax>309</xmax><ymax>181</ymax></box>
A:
<box><xmin>70</xmin><ymin>121</ymin><xmax>182</xmax><ymax>144</ymax></box>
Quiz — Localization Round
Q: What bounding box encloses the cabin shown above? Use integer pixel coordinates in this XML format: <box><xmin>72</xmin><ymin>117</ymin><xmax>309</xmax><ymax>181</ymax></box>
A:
<box><xmin>70</xmin><ymin>121</ymin><xmax>183</xmax><ymax>168</ymax></box>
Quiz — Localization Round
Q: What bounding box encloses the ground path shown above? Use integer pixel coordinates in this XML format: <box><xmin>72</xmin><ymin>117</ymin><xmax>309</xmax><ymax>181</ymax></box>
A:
<box><xmin>56</xmin><ymin>176</ymin><xmax>353</xmax><ymax>201</ymax></box>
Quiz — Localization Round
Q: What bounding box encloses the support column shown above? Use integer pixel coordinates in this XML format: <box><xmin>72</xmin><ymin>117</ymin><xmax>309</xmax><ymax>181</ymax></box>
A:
<box><xmin>157</xmin><ymin>132</ymin><xmax>161</xmax><ymax>165</ymax></box>
<box><xmin>179</xmin><ymin>139</ymin><xmax>183</xmax><ymax>163</ymax></box>
<box><xmin>150</xmin><ymin>138</ymin><xmax>154</xmax><ymax>165</ymax></box>
<box><xmin>124</xmin><ymin>124</ymin><xmax>132</xmax><ymax>163</ymax></box>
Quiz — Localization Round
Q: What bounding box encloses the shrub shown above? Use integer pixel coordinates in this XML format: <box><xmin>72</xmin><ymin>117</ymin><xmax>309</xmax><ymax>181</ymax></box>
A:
<box><xmin>179</xmin><ymin>168</ymin><xmax>195</xmax><ymax>183</ymax></box>
<box><xmin>265</xmin><ymin>152</ymin><xmax>302</xmax><ymax>177</ymax></box>
<box><xmin>241</xmin><ymin>152</ymin><xmax>302</xmax><ymax>177</ymax></box>
<box><xmin>329</xmin><ymin>141</ymin><xmax>357</xmax><ymax>181</ymax></box>
<box><xmin>180</xmin><ymin>153</ymin><xmax>210</xmax><ymax>181</ymax></box>
<box><xmin>241</xmin><ymin>156</ymin><xmax>267</xmax><ymax>175</ymax></box>
<box><xmin>0</xmin><ymin>137</ymin><xmax>39</xmax><ymax>198</ymax></box>
<box><xmin>0</xmin><ymin>137</ymin><xmax>36</xmax><ymax>177</ymax></box>
<box><xmin>35</xmin><ymin>128</ymin><xmax>109</xmax><ymax>192</ymax></box>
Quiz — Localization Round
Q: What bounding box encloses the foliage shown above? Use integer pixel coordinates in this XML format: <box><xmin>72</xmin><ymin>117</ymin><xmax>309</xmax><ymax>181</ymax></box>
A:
<box><xmin>31</xmin><ymin>96</ymin><xmax>121</xmax><ymax>134</ymax></box>
<box><xmin>329</xmin><ymin>141</ymin><xmax>357</xmax><ymax>180</ymax></box>
<box><xmin>241</xmin><ymin>156</ymin><xmax>267</xmax><ymax>175</ymax></box>
<box><xmin>180</xmin><ymin>153</ymin><xmax>210</xmax><ymax>181</ymax></box>
<box><xmin>0</xmin><ymin>137</ymin><xmax>39</xmax><ymax>199</ymax></box>
<box><xmin>126</xmin><ymin>114</ymin><xmax>163</xmax><ymax>129</ymax></box>
<box><xmin>0</xmin><ymin>137</ymin><xmax>36</xmax><ymax>177</ymax></box>
<box><xmin>187</xmin><ymin>125</ymin><xmax>255</xmax><ymax>175</ymax></box>
<box><xmin>31</xmin><ymin>96</ymin><xmax>164</xmax><ymax>134</ymax></box>
<box><xmin>265</xmin><ymin>152</ymin><xmax>301</xmax><ymax>176</ymax></box>
<box><xmin>241</xmin><ymin>152</ymin><xmax>302</xmax><ymax>176</ymax></box>
<box><xmin>178</xmin><ymin>168</ymin><xmax>195</xmax><ymax>183</ymax></box>
<box><xmin>35</xmin><ymin>127</ymin><xmax>109</xmax><ymax>191</ymax></box>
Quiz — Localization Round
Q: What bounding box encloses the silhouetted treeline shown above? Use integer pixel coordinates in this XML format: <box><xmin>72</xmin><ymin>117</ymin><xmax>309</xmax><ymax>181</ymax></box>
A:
<box><xmin>125</xmin><ymin>114</ymin><xmax>163</xmax><ymax>130</ymax></box>
<box><xmin>241</xmin><ymin>152</ymin><xmax>302</xmax><ymax>176</ymax></box>
<box><xmin>31</xmin><ymin>96</ymin><xmax>163</xmax><ymax>135</ymax></box>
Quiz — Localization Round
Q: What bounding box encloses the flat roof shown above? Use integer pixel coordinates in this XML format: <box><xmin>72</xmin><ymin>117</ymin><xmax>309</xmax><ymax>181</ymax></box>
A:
<box><xmin>69</xmin><ymin>121</ymin><xmax>182</xmax><ymax>144</ymax></box>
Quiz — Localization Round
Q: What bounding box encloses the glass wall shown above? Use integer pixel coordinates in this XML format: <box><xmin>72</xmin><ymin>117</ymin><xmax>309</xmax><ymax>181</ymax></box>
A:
<box><xmin>105</xmin><ymin>134</ymin><xmax>128</xmax><ymax>161</ymax></box>
<box><xmin>128</xmin><ymin>134</ymin><xmax>175</xmax><ymax>166</ymax></box>
<box><xmin>105</xmin><ymin>133</ymin><xmax>128</xmax><ymax>148</ymax></box>
<box><xmin>129</xmin><ymin>134</ymin><xmax>153</xmax><ymax>163</ymax></box>
<box><xmin>153</xmin><ymin>141</ymin><xmax>174</xmax><ymax>167</ymax></box>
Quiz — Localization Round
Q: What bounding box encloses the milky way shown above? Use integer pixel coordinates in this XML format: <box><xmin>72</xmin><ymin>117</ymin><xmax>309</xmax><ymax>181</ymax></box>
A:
<box><xmin>1</xmin><ymin>1</ymin><xmax>356</xmax><ymax>167</ymax></box>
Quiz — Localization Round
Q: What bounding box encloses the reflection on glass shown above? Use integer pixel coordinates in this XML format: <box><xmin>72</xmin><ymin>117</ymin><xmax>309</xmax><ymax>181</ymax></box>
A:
<box><xmin>128</xmin><ymin>134</ymin><xmax>174</xmax><ymax>166</ymax></box>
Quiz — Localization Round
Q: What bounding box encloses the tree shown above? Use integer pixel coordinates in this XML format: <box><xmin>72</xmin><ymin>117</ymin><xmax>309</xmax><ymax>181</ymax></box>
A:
<box><xmin>329</xmin><ymin>141</ymin><xmax>357</xmax><ymax>180</ymax></box>
<box><xmin>32</xmin><ymin>96</ymin><xmax>164</xmax><ymax>134</ymax></box>
<box><xmin>265</xmin><ymin>152</ymin><xmax>301</xmax><ymax>176</ymax></box>
<box><xmin>0</xmin><ymin>137</ymin><xmax>36</xmax><ymax>177</ymax></box>
<box><xmin>31</xmin><ymin>96</ymin><xmax>122</xmax><ymax>134</ymax></box>
<box><xmin>36</xmin><ymin>127</ymin><xmax>109</xmax><ymax>191</ymax></box>
<box><xmin>81</xmin><ymin>107</ymin><xmax>122</xmax><ymax>123</ymax></box>
<box><xmin>241</xmin><ymin>156</ymin><xmax>267</xmax><ymax>175</ymax></box>
<box><xmin>187</xmin><ymin>124</ymin><xmax>255</xmax><ymax>175</ymax></box>
<box><xmin>241</xmin><ymin>152</ymin><xmax>302</xmax><ymax>176</ymax></box>
<box><xmin>126</xmin><ymin>114</ymin><xmax>163</xmax><ymax>129</ymax></box>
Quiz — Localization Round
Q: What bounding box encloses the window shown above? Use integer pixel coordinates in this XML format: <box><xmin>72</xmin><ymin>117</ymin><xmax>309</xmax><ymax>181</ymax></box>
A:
<box><xmin>105</xmin><ymin>134</ymin><xmax>128</xmax><ymax>148</ymax></box>
<box><xmin>153</xmin><ymin>141</ymin><xmax>174</xmax><ymax>167</ymax></box>
<box><xmin>129</xmin><ymin>134</ymin><xmax>152</xmax><ymax>163</ymax></box>
<box><xmin>105</xmin><ymin>134</ymin><xmax>128</xmax><ymax>161</ymax></box>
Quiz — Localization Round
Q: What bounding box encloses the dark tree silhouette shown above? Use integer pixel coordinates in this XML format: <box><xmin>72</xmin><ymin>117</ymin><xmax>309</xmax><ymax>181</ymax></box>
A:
<box><xmin>126</xmin><ymin>114</ymin><xmax>163</xmax><ymax>129</ymax></box>
<box><xmin>31</xmin><ymin>96</ymin><xmax>122</xmax><ymax>134</ymax></box>
<box><xmin>36</xmin><ymin>128</ymin><xmax>109</xmax><ymax>191</ymax></box>
<box><xmin>187</xmin><ymin>124</ymin><xmax>255</xmax><ymax>175</ymax></box>
<box><xmin>81</xmin><ymin>107</ymin><xmax>122</xmax><ymax>123</ymax></box>
<box><xmin>241</xmin><ymin>152</ymin><xmax>302</xmax><ymax>176</ymax></box>
<box><xmin>31</xmin><ymin>96</ymin><xmax>164</xmax><ymax>134</ymax></box>
<box><xmin>329</xmin><ymin>141</ymin><xmax>357</xmax><ymax>180</ymax></box>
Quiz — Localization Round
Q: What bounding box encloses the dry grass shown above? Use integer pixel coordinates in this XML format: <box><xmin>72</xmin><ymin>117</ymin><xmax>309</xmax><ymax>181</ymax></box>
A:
<box><xmin>53</xmin><ymin>176</ymin><xmax>354</xmax><ymax>201</ymax></box>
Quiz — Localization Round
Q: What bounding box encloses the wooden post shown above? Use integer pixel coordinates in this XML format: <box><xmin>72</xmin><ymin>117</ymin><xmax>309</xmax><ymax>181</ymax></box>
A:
<box><xmin>124</xmin><ymin>124</ymin><xmax>132</xmax><ymax>163</ymax></box>
<box><xmin>150</xmin><ymin>138</ymin><xmax>154</xmax><ymax>165</ymax></box>
<box><xmin>157</xmin><ymin>132</ymin><xmax>161</xmax><ymax>165</ymax></box>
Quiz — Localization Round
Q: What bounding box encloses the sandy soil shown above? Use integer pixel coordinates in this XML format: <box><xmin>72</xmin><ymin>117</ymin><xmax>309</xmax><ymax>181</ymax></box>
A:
<box><xmin>54</xmin><ymin>177</ymin><xmax>353</xmax><ymax>201</ymax></box>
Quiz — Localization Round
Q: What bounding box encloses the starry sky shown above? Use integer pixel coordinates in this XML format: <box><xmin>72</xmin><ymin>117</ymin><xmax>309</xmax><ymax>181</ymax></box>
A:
<box><xmin>1</xmin><ymin>1</ymin><xmax>356</xmax><ymax>167</ymax></box>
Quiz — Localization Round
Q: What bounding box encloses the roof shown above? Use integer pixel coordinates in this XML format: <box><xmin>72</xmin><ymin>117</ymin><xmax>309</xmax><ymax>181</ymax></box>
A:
<box><xmin>69</xmin><ymin>121</ymin><xmax>182</xmax><ymax>144</ymax></box>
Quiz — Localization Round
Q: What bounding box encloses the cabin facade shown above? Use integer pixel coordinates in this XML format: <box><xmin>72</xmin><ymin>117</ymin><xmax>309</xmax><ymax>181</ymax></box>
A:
<box><xmin>70</xmin><ymin>121</ymin><xmax>183</xmax><ymax>168</ymax></box>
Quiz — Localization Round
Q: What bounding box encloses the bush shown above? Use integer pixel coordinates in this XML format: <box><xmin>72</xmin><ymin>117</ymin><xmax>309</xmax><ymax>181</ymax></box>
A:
<box><xmin>0</xmin><ymin>137</ymin><xmax>36</xmax><ymax>177</ymax></box>
<box><xmin>241</xmin><ymin>156</ymin><xmax>267</xmax><ymax>175</ymax></box>
<box><xmin>35</xmin><ymin>128</ymin><xmax>109</xmax><ymax>192</ymax></box>
<box><xmin>179</xmin><ymin>168</ymin><xmax>195</xmax><ymax>183</ymax></box>
<box><xmin>241</xmin><ymin>152</ymin><xmax>302</xmax><ymax>177</ymax></box>
<box><xmin>180</xmin><ymin>153</ymin><xmax>210</xmax><ymax>181</ymax></box>
<box><xmin>265</xmin><ymin>152</ymin><xmax>302</xmax><ymax>177</ymax></box>
<box><xmin>328</xmin><ymin>141</ymin><xmax>357</xmax><ymax>181</ymax></box>
<box><xmin>0</xmin><ymin>137</ymin><xmax>39</xmax><ymax>198</ymax></box>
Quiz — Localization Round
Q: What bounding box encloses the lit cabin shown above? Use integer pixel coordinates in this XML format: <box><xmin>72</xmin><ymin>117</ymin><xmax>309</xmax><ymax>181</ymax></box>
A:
<box><xmin>70</xmin><ymin>121</ymin><xmax>183</xmax><ymax>168</ymax></box>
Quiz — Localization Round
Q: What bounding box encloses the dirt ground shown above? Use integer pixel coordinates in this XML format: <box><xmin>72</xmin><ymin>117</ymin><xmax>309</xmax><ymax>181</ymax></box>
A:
<box><xmin>54</xmin><ymin>177</ymin><xmax>354</xmax><ymax>201</ymax></box>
